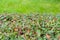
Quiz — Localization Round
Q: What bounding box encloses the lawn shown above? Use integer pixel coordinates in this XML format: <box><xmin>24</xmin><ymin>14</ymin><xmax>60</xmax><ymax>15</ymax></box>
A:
<box><xmin>0</xmin><ymin>0</ymin><xmax>60</xmax><ymax>40</ymax></box>
<box><xmin>0</xmin><ymin>0</ymin><xmax>60</xmax><ymax>14</ymax></box>
<box><xmin>0</xmin><ymin>14</ymin><xmax>60</xmax><ymax>40</ymax></box>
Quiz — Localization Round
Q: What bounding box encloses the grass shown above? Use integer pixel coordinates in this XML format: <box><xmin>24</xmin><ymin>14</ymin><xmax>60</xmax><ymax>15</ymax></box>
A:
<box><xmin>0</xmin><ymin>0</ymin><xmax>60</xmax><ymax>14</ymax></box>
<box><xmin>0</xmin><ymin>14</ymin><xmax>60</xmax><ymax>40</ymax></box>
<box><xmin>0</xmin><ymin>0</ymin><xmax>60</xmax><ymax>40</ymax></box>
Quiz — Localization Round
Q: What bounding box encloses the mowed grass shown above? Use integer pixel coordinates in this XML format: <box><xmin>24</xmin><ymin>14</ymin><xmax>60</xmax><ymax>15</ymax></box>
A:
<box><xmin>0</xmin><ymin>0</ymin><xmax>60</xmax><ymax>14</ymax></box>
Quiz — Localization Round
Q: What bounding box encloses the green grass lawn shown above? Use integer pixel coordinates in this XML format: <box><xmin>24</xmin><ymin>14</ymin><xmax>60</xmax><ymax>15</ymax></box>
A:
<box><xmin>0</xmin><ymin>14</ymin><xmax>60</xmax><ymax>40</ymax></box>
<box><xmin>0</xmin><ymin>0</ymin><xmax>60</xmax><ymax>14</ymax></box>
<box><xmin>0</xmin><ymin>0</ymin><xmax>60</xmax><ymax>40</ymax></box>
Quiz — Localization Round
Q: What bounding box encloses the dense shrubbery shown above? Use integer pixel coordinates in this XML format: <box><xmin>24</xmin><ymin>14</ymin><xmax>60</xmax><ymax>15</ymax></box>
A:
<box><xmin>0</xmin><ymin>14</ymin><xmax>60</xmax><ymax>40</ymax></box>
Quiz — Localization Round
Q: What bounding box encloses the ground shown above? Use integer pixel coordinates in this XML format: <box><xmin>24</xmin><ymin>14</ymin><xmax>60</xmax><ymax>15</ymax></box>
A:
<box><xmin>0</xmin><ymin>14</ymin><xmax>60</xmax><ymax>40</ymax></box>
<box><xmin>0</xmin><ymin>0</ymin><xmax>60</xmax><ymax>40</ymax></box>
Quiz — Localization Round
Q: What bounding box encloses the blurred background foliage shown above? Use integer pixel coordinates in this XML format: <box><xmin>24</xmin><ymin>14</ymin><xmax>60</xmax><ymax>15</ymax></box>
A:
<box><xmin>0</xmin><ymin>0</ymin><xmax>60</xmax><ymax>14</ymax></box>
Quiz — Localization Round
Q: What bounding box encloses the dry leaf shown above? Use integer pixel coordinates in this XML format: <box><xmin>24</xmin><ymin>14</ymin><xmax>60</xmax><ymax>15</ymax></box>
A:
<box><xmin>46</xmin><ymin>34</ymin><xmax>51</xmax><ymax>40</ymax></box>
